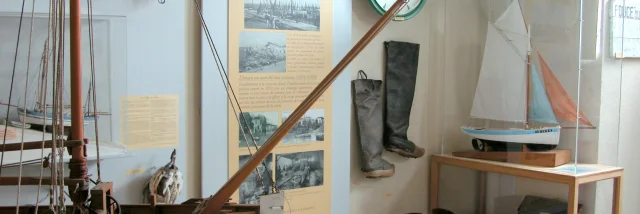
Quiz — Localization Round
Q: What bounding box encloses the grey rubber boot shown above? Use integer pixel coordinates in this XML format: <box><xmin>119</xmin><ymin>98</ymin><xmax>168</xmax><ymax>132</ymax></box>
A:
<box><xmin>431</xmin><ymin>208</ymin><xmax>455</xmax><ymax>214</ymax></box>
<box><xmin>383</xmin><ymin>40</ymin><xmax>425</xmax><ymax>158</ymax></box>
<box><xmin>352</xmin><ymin>70</ymin><xmax>395</xmax><ymax>178</ymax></box>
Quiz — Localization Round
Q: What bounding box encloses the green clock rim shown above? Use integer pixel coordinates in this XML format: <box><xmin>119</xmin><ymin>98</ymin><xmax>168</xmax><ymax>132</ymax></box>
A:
<box><xmin>368</xmin><ymin>0</ymin><xmax>427</xmax><ymax>20</ymax></box>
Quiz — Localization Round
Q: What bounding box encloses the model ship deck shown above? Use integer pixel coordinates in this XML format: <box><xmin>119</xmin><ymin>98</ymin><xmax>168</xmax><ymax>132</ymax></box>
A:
<box><xmin>1</xmin><ymin>126</ymin><xmax>130</xmax><ymax>166</ymax></box>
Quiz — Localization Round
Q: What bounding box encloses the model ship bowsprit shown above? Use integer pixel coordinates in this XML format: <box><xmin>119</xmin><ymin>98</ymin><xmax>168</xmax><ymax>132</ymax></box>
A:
<box><xmin>0</xmin><ymin>0</ymin><xmax>410</xmax><ymax>213</ymax></box>
<box><xmin>460</xmin><ymin>0</ymin><xmax>595</xmax><ymax>153</ymax></box>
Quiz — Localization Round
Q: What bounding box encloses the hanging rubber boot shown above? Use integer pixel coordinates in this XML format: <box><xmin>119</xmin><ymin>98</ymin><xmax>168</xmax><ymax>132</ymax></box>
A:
<box><xmin>431</xmin><ymin>208</ymin><xmax>455</xmax><ymax>214</ymax></box>
<box><xmin>352</xmin><ymin>70</ymin><xmax>395</xmax><ymax>178</ymax></box>
<box><xmin>383</xmin><ymin>40</ymin><xmax>425</xmax><ymax>158</ymax></box>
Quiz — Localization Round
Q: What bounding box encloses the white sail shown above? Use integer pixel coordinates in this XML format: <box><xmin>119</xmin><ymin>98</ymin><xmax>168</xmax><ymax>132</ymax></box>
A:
<box><xmin>469</xmin><ymin>22</ymin><xmax>528</xmax><ymax>122</ymax></box>
<box><xmin>493</xmin><ymin>0</ymin><xmax>530</xmax><ymax>61</ymax></box>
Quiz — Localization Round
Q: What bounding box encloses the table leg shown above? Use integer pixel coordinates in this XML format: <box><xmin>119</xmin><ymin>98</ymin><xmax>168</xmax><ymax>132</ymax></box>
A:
<box><xmin>613</xmin><ymin>176</ymin><xmax>622</xmax><ymax>214</ymax></box>
<box><xmin>429</xmin><ymin>158</ymin><xmax>440</xmax><ymax>211</ymax></box>
<box><xmin>568</xmin><ymin>181</ymin><xmax>579</xmax><ymax>214</ymax></box>
<box><xmin>478</xmin><ymin>172</ymin><xmax>486</xmax><ymax>214</ymax></box>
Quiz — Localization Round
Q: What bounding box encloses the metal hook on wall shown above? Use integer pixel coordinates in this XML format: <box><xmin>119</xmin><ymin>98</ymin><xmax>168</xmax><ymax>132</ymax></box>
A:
<box><xmin>158</xmin><ymin>0</ymin><xmax>165</xmax><ymax>4</ymax></box>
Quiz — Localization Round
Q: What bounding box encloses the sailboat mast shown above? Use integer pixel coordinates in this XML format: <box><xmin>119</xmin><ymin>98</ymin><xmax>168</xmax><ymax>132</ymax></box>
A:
<box><xmin>521</xmin><ymin>0</ymin><xmax>531</xmax><ymax>127</ymax></box>
<box><xmin>68</xmin><ymin>0</ymin><xmax>88</xmax><ymax>205</ymax></box>
<box><xmin>525</xmin><ymin>23</ymin><xmax>531</xmax><ymax>127</ymax></box>
<box><xmin>37</xmin><ymin>50</ymin><xmax>47</xmax><ymax>110</ymax></box>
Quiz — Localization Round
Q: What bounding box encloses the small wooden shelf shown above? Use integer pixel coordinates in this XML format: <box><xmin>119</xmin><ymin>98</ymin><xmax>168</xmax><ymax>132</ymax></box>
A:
<box><xmin>429</xmin><ymin>153</ymin><xmax>623</xmax><ymax>214</ymax></box>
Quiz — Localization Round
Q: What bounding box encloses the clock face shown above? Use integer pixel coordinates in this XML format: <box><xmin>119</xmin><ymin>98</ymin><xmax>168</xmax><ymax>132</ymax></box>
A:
<box><xmin>369</xmin><ymin>0</ymin><xmax>426</xmax><ymax>21</ymax></box>
<box><xmin>374</xmin><ymin>0</ymin><xmax>424</xmax><ymax>16</ymax></box>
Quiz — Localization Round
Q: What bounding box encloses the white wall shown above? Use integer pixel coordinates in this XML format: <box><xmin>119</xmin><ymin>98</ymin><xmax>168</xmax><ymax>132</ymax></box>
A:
<box><xmin>349</xmin><ymin>0</ymin><xmax>621</xmax><ymax>214</ymax></box>
<box><xmin>349</xmin><ymin>0</ymin><xmax>434</xmax><ymax>212</ymax></box>
<box><xmin>349</xmin><ymin>0</ymin><xmax>484</xmax><ymax>213</ymax></box>
<box><xmin>597</xmin><ymin>0</ymin><xmax>639</xmax><ymax>213</ymax></box>
<box><xmin>189</xmin><ymin>0</ymin><xmax>636</xmax><ymax>213</ymax></box>
<box><xmin>185</xmin><ymin>0</ymin><xmax>202</xmax><ymax>199</ymax></box>
<box><xmin>437</xmin><ymin>0</ymin><xmax>488</xmax><ymax>213</ymax></box>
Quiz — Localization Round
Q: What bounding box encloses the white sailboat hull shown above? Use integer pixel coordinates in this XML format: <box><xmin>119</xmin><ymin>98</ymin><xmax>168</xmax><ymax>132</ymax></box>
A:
<box><xmin>18</xmin><ymin>113</ymin><xmax>71</xmax><ymax>126</ymax></box>
<box><xmin>18</xmin><ymin>111</ymin><xmax>93</xmax><ymax>127</ymax></box>
<box><xmin>461</xmin><ymin>126</ymin><xmax>561</xmax><ymax>145</ymax></box>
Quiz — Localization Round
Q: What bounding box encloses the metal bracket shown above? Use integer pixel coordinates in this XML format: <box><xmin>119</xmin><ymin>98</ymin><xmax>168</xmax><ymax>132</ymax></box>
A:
<box><xmin>260</xmin><ymin>192</ymin><xmax>285</xmax><ymax>214</ymax></box>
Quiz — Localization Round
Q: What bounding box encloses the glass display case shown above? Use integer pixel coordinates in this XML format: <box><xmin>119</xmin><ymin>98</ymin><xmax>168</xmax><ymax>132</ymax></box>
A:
<box><xmin>432</xmin><ymin>0</ymin><xmax>626</xmax><ymax>213</ymax></box>
<box><xmin>0</xmin><ymin>13</ymin><xmax>130</xmax><ymax>169</ymax></box>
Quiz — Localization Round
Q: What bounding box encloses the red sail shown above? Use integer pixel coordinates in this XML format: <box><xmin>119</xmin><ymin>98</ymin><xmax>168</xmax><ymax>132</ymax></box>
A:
<box><xmin>537</xmin><ymin>51</ymin><xmax>593</xmax><ymax>127</ymax></box>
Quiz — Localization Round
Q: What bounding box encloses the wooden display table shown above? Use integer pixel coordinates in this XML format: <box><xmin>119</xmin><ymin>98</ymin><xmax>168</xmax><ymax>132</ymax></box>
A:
<box><xmin>429</xmin><ymin>154</ymin><xmax>623</xmax><ymax>214</ymax></box>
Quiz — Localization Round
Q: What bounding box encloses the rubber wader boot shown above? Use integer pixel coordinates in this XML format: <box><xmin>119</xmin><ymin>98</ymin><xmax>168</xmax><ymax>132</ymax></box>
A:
<box><xmin>431</xmin><ymin>208</ymin><xmax>455</xmax><ymax>214</ymax></box>
<box><xmin>352</xmin><ymin>70</ymin><xmax>395</xmax><ymax>178</ymax></box>
<box><xmin>383</xmin><ymin>40</ymin><xmax>425</xmax><ymax>158</ymax></box>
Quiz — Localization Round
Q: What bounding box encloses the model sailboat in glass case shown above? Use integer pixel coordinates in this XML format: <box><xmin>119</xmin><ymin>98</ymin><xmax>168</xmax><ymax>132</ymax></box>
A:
<box><xmin>461</xmin><ymin>0</ymin><xmax>594</xmax><ymax>152</ymax></box>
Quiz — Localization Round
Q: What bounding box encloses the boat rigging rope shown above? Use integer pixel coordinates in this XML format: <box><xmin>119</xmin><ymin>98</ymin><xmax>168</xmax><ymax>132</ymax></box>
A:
<box><xmin>0</xmin><ymin>0</ymin><xmax>27</xmax><ymax>182</ymax></box>
<box><xmin>192</xmin><ymin>0</ymin><xmax>278</xmax><ymax>194</ymax></box>
<box><xmin>35</xmin><ymin>40</ymin><xmax>52</xmax><ymax>213</ymax></box>
<box><xmin>2</xmin><ymin>0</ymin><xmax>59</xmax><ymax>212</ymax></box>
<box><xmin>16</xmin><ymin>0</ymin><xmax>37</xmax><ymax>212</ymax></box>
<box><xmin>86</xmin><ymin>0</ymin><xmax>103</xmax><ymax>183</ymax></box>
<box><xmin>51</xmin><ymin>0</ymin><xmax>67</xmax><ymax>210</ymax></box>
<box><xmin>46</xmin><ymin>0</ymin><xmax>60</xmax><ymax>210</ymax></box>
<box><xmin>2</xmin><ymin>0</ymin><xmax>104</xmax><ymax>211</ymax></box>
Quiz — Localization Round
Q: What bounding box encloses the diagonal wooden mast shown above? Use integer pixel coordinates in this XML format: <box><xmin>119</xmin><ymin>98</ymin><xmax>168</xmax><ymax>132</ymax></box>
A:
<box><xmin>198</xmin><ymin>0</ymin><xmax>410</xmax><ymax>212</ymax></box>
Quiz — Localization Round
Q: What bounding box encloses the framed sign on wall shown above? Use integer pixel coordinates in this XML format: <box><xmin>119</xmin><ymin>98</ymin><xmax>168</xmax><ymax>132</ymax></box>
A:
<box><xmin>610</xmin><ymin>0</ymin><xmax>640</xmax><ymax>58</ymax></box>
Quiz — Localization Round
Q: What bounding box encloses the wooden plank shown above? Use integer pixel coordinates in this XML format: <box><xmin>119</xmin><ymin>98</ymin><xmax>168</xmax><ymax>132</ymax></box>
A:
<box><xmin>0</xmin><ymin>139</ymin><xmax>84</xmax><ymax>152</ymax></box>
<box><xmin>577</xmin><ymin>170</ymin><xmax>623</xmax><ymax>184</ymax></box>
<box><xmin>613</xmin><ymin>176</ymin><xmax>622</xmax><ymax>214</ymax></box>
<box><xmin>0</xmin><ymin>176</ymin><xmax>87</xmax><ymax>186</ymax></box>
<box><xmin>568</xmin><ymin>180</ymin><xmax>579</xmax><ymax>214</ymax></box>
<box><xmin>452</xmin><ymin>149</ymin><xmax>571</xmax><ymax>167</ymax></box>
<box><xmin>429</xmin><ymin>158</ymin><xmax>440</xmax><ymax>211</ymax></box>
<box><xmin>90</xmin><ymin>182</ymin><xmax>114</xmax><ymax>212</ymax></box>
<box><xmin>478</xmin><ymin>172</ymin><xmax>486</xmax><ymax>214</ymax></box>
<box><xmin>0</xmin><ymin>126</ymin><xmax>17</xmax><ymax>140</ymax></box>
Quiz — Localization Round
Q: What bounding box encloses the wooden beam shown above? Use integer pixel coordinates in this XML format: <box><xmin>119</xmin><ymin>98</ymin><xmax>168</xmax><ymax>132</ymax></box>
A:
<box><xmin>0</xmin><ymin>176</ymin><xmax>87</xmax><ymax>187</ymax></box>
<box><xmin>90</xmin><ymin>182</ymin><xmax>114</xmax><ymax>213</ymax></box>
<box><xmin>200</xmin><ymin>0</ymin><xmax>410</xmax><ymax>212</ymax></box>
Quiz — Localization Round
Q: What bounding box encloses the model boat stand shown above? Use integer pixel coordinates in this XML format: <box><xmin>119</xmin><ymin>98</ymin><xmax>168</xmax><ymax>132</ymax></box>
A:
<box><xmin>429</xmin><ymin>154</ymin><xmax>623</xmax><ymax>214</ymax></box>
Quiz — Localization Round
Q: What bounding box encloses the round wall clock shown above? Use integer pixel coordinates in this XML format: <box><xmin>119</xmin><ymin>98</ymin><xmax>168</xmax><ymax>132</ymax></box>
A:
<box><xmin>368</xmin><ymin>0</ymin><xmax>427</xmax><ymax>21</ymax></box>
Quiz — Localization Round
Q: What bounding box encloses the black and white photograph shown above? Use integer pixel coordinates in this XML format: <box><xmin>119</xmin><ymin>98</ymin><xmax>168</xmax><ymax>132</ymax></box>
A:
<box><xmin>275</xmin><ymin>150</ymin><xmax>324</xmax><ymax>190</ymax></box>
<box><xmin>281</xmin><ymin>109</ymin><xmax>324</xmax><ymax>144</ymax></box>
<box><xmin>238</xmin><ymin>153</ymin><xmax>274</xmax><ymax>204</ymax></box>
<box><xmin>244</xmin><ymin>0</ymin><xmax>321</xmax><ymax>31</ymax></box>
<box><xmin>239</xmin><ymin>111</ymin><xmax>279</xmax><ymax>148</ymax></box>
<box><xmin>239</xmin><ymin>31</ymin><xmax>287</xmax><ymax>73</ymax></box>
